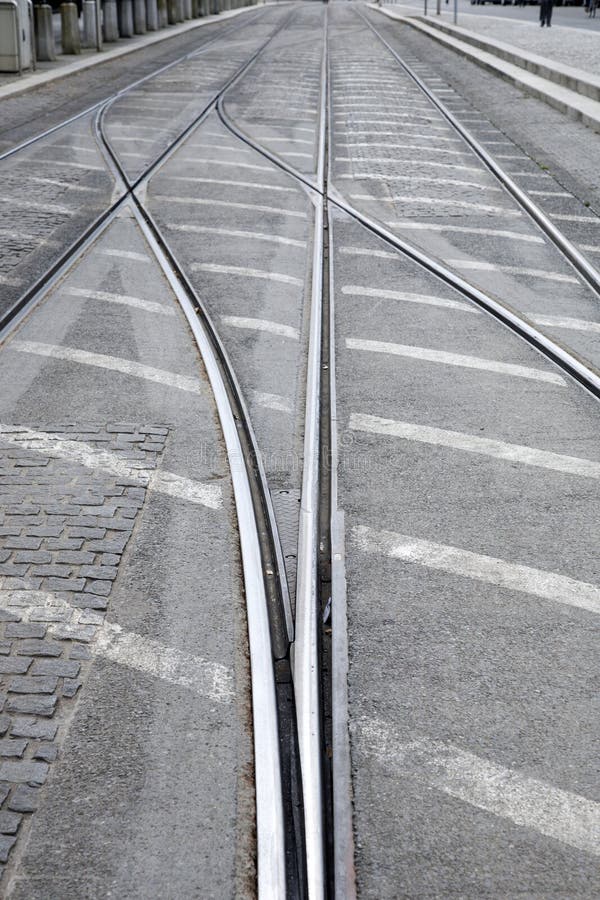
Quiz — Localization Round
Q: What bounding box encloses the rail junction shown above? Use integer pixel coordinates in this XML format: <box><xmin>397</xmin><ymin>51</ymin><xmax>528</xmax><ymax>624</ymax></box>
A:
<box><xmin>0</xmin><ymin>1</ymin><xmax>599</xmax><ymax>896</ymax></box>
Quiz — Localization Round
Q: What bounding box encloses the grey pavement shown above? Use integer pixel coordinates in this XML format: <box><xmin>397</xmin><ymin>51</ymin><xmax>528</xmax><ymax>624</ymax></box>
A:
<box><xmin>331</xmin><ymin>204</ymin><xmax>600</xmax><ymax>898</ymax></box>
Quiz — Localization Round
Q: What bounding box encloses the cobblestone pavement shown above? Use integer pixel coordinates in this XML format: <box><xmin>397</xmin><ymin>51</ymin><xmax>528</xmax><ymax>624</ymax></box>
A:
<box><xmin>0</xmin><ymin>424</ymin><xmax>167</xmax><ymax>872</ymax></box>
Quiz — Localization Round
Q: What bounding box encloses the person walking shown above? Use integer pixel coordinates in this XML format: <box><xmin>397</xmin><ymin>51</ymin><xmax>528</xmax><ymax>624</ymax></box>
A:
<box><xmin>540</xmin><ymin>0</ymin><xmax>554</xmax><ymax>26</ymax></box>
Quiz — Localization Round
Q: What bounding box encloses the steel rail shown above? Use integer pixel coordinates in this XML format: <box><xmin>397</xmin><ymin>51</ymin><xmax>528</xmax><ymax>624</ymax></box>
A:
<box><xmin>359</xmin><ymin>5</ymin><xmax>600</xmax><ymax>298</ymax></box>
<box><xmin>0</xmin><ymin>4</ymin><xmax>268</xmax><ymax>164</ymax></box>
<box><xmin>126</xmin><ymin>198</ymin><xmax>288</xmax><ymax>898</ymax></box>
<box><xmin>0</xmin><ymin>6</ymin><xmax>292</xmax><ymax>338</ymax></box>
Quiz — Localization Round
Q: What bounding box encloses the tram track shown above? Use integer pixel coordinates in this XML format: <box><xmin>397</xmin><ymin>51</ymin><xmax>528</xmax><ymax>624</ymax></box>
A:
<box><xmin>1</xmin><ymin>2</ymin><xmax>599</xmax><ymax>896</ymax></box>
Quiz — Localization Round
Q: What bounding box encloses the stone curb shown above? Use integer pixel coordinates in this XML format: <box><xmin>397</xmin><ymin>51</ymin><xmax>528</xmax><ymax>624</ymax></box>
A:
<box><xmin>0</xmin><ymin>3</ymin><xmax>259</xmax><ymax>104</ymax></box>
<box><xmin>372</xmin><ymin>4</ymin><xmax>600</xmax><ymax>135</ymax></box>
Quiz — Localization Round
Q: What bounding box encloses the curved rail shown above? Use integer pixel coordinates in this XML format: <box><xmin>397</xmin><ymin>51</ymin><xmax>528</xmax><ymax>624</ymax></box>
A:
<box><xmin>359</xmin><ymin>5</ymin><xmax>600</xmax><ymax>299</ymax></box>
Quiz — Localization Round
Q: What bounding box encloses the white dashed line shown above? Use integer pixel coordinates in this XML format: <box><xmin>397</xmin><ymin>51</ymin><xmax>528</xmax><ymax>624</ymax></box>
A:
<box><xmin>179</xmin><ymin>157</ymin><xmax>272</xmax><ymax>172</ymax></box>
<box><xmin>345</xmin><ymin>338</ymin><xmax>565</xmax><ymax>384</ymax></box>
<box><xmin>221</xmin><ymin>316</ymin><xmax>300</xmax><ymax>341</ymax></box>
<box><xmin>349</xmin><ymin>414</ymin><xmax>600</xmax><ymax>478</ymax></box>
<box><xmin>154</xmin><ymin>195</ymin><xmax>306</xmax><ymax>219</ymax></box>
<box><xmin>65</xmin><ymin>288</ymin><xmax>174</xmax><ymax>316</ymax></box>
<box><xmin>532</xmin><ymin>315</ymin><xmax>600</xmax><ymax>334</ymax></box>
<box><xmin>253</xmin><ymin>392</ymin><xmax>293</xmax><ymax>413</ymax></box>
<box><xmin>353</xmin><ymin>525</ymin><xmax>600</xmax><ymax>615</ymax></box>
<box><xmin>192</xmin><ymin>263</ymin><xmax>303</xmax><ymax>287</ymax></box>
<box><xmin>390</xmin><ymin>223</ymin><xmax>544</xmax><ymax>243</ymax></box>
<box><xmin>11</xmin><ymin>341</ymin><xmax>203</xmax><ymax>394</ymax></box>
<box><xmin>444</xmin><ymin>259</ymin><xmax>579</xmax><ymax>284</ymax></box>
<box><xmin>165</xmin><ymin>223</ymin><xmax>305</xmax><ymax>248</ymax></box>
<box><xmin>100</xmin><ymin>249</ymin><xmax>151</xmax><ymax>262</ymax></box>
<box><xmin>341</xmin><ymin>286</ymin><xmax>476</xmax><ymax>313</ymax></box>
<box><xmin>354</xmin><ymin>717</ymin><xmax>600</xmax><ymax>856</ymax></box>
<box><xmin>163</xmin><ymin>176</ymin><xmax>296</xmax><ymax>193</ymax></box>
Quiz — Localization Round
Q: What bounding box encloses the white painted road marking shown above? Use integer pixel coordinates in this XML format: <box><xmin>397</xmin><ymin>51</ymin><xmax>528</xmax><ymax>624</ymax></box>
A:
<box><xmin>352</xmin><ymin>195</ymin><xmax>521</xmax><ymax>217</ymax></box>
<box><xmin>0</xmin><ymin>425</ymin><xmax>222</xmax><ymax>509</ymax></box>
<box><xmin>163</xmin><ymin>175</ymin><xmax>296</xmax><ymax>194</ymax></box>
<box><xmin>11</xmin><ymin>341</ymin><xmax>203</xmax><ymax>394</ymax></box>
<box><xmin>221</xmin><ymin>316</ymin><xmax>300</xmax><ymax>341</ymax></box>
<box><xmin>192</xmin><ymin>263</ymin><xmax>303</xmax><ymax>287</ymax></box>
<box><xmin>253</xmin><ymin>391</ymin><xmax>293</xmax><ymax>413</ymax></box>
<box><xmin>353</xmin><ymin>525</ymin><xmax>600</xmax><ymax>615</ymax></box>
<box><xmin>349</xmin><ymin>414</ymin><xmax>600</xmax><ymax>478</ymax></box>
<box><xmin>179</xmin><ymin>157</ymin><xmax>272</xmax><ymax>172</ymax></box>
<box><xmin>389</xmin><ymin>222</ymin><xmax>544</xmax><ymax>243</ymax></box>
<box><xmin>155</xmin><ymin>195</ymin><xmax>306</xmax><ymax>219</ymax></box>
<box><xmin>100</xmin><ymin>249</ymin><xmax>151</xmax><ymax>262</ymax></box>
<box><xmin>166</xmin><ymin>223</ymin><xmax>305</xmax><ymax>249</ymax></box>
<box><xmin>342</xmin><ymin>286</ymin><xmax>476</xmax><ymax>313</ymax></box>
<box><xmin>0</xmin><ymin>591</ymin><xmax>233</xmax><ymax>703</ymax></box>
<box><xmin>65</xmin><ymin>288</ymin><xmax>175</xmax><ymax>316</ymax></box>
<box><xmin>345</xmin><ymin>338</ymin><xmax>565</xmax><ymax>385</ymax></box>
<box><xmin>445</xmin><ymin>259</ymin><xmax>579</xmax><ymax>284</ymax></box>
<box><xmin>532</xmin><ymin>315</ymin><xmax>600</xmax><ymax>334</ymax></box>
<box><xmin>355</xmin><ymin>717</ymin><xmax>600</xmax><ymax>857</ymax></box>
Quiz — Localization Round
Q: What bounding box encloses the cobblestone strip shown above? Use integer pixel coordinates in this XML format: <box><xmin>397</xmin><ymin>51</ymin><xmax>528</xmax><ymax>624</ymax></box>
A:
<box><xmin>0</xmin><ymin>423</ymin><xmax>169</xmax><ymax>877</ymax></box>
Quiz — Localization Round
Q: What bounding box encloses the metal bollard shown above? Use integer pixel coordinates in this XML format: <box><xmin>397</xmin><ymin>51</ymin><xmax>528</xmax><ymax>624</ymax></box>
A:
<box><xmin>35</xmin><ymin>3</ymin><xmax>56</xmax><ymax>61</ymax></box>
<box><xmin>103</xmin><ymin>0</ymin><xmax>119</xmax><ymax>40</ymax></box>
<box><xmin>82</xmin><ymin>0</ymin><xmax>98</xmax><ymax>47</ymax></box>
<box><xmin>60</xmin><ymin>2</ymin><xmax>81</xmax><ymax>53</ymax></box>
<box><xmin>146</xmin><ymin>0</ymin><xmax>158</xmax><ymax>28</ymax></box>
<box><xmin>157</xmin><ymin>0</ymin><xmax>167</xmax><ymax>25</ymax></box>
<box><xmin>133</xmin><ymin>0</ymin><xmax>146</xmax><ymax>31</ymax></box>
<box><xmin>118</xmin><ymin>0</ymin><xmax>134</xmax><ymax>35</ymax></box>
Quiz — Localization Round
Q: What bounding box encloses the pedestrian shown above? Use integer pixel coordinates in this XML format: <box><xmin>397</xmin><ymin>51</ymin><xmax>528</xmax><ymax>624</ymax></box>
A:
<box><xmin>540</xmin><ymin>0</ymin><xmax>553</xmax><ymax>26</ymax></box>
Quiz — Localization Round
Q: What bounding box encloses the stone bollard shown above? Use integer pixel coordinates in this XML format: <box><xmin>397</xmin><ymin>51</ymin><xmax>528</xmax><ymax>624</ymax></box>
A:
<box><xmin>60</xmin><ymin>3</ymin><xmax>81</xmax><ymax>54</ymax></box>
<box><xmin>103</xmin><ymin>0</ymin><xmax>119</xmax><ymax>39</ymax></box>
<box><xmin>82</xmin><ymin>0</ymin><xmax>99</xmax><ymax>47</ymax></box>
<box><xmin>167</xmin><ymin>0</ymin><xmax>177</xmax><ymax>21</ymax></box>
<box><xmin>146</xmin><ymin>0</ymin><xmax>158</xmax><ymax>28</ymax></box>
<box><xmin>183</xmin><ymin>0</ymin><xmax>191</xmax><ymax>17</ymax></box>
<box><xmin>118</xmin><ymin>0</ymin><xmax>134</xmax><ymax>35</ymax></box>
<box><xmin>176</xmin><ymin>0</ymin><xmax>184</xmax><ymax>19</ymax></box>
<box><xmin>191</xmin><ymin>0</ymin><xmax>200</xmax><ymax>15</ymax></box>
<box><xmin>133</xmin><ymin>0</ymin><xmax>146</xmax><ymax>31</ymax></box>
<box><xmin>35</xmin><ymin>4</ymin><xmax>56</xmax><ymax>61</ymax></box>
<box><xmin>157</xmin><ymin>0</ymin><xmax>168</xmax><ymax>25</ymax></box>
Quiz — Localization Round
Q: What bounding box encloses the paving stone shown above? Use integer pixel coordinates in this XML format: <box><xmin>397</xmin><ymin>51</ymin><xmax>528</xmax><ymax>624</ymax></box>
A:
<box><xmin>68</xmin><ymin>645</ymin><xmax>91</xmax><ymax>660</ymax></box>
<box><xmin>2</xmin><ymin>577</ymin><xmax>42</xmax><ymax>590</ymax></box>
<box><xmin>0</xmin><ymin>564</ymin><xmax>28</xmax><ymax>577</ymax></box>
<box><xmin>0</xmin><ymin>761</ymin><xmax>48</xmax><ymax>785</ymax></box>
<box><xmin>0</xmin><ymin>834</ymin><xmax>17</xmax><ymax>862</ymax></box>
<box><xmin>0</xmin><ymin>786</ymin><xmax>9</xmax><ymax>806</ymax></box>
<box><xmin>7</xmin><ymin>695</ymin><xmax>57</xmax><ymax>717</ymax></box>
<box><xmin>0</xmin><ymin>611</ymin><xmax>21</xmax><ymax>624</ymax></box>
<box><xmin>62</xmin><ymin>679</ymin><xmax>82</xmax><ymax>698</ymax></box>
<box><xmin>31</xmin><ymin>659</ymin><xmax>80</xmax><ymax>677</ymax></box>
<box><xmin>12</xmin><ymin>551</ymin><xmax>52</xmax><ymax>564</ymax></box>
<box><xmin>8</xmin><ymin>785</ymin><xmax>40</xmax><ymax>812</ymax></box>
<box><xmin>5</xmin><ymin>624</ymin><xmax>47</xmax><ymax>640</ymax></box>
<box><xmin>3</xmin><ymin>537</ymin><xmax>42</xmax><ymax>550</ymax></box>
<box><xmin>0</xmin><ymin>645</ymin><xmax>11</xmax><ymax>658</ymax></box>
<box><xmin>85</xmin><ymin>538</ymin><xmax>128</xmax><ymax>553</ymax></box>
<box><xmin>84</xmin><ymin>580</ymin><xmax>112</xmax><ymax>597</ymax></box>
<box><xmin>0</xmin><ymin>740</ymin><xmax>27</xmax><ymax>759</ymax></box>
<box><xmin>0</xmin><ymin>529</ymin><xmax>21</xmax><ymax>537</ymax></box>
<box><xmin>16</xmin><ymin>640</ymin><xmax>62</xmax><ymax>658</ymax></box>
<box><xmin>0</xmin><ymin>717</ymin><xmax>11</xmax><ymax>737</ymax></box>
<box><xmin>100</xmin><ymin>554</ymin><xmax>120</xmax><ymax>566</ymax></box>
<box><xmin>0</xmin><ymin>658</ymin><xmax>32</xmax><ymax>675</ymax></box>
<box><xmin>30</xmin><ymin>564</ymin><xmax>74</xmax><ymax>577</ymax></box>
<box><xmin>32</xmin><ymin>743</ymin><xmax>57</xmax><ymax>762</ymax></box>
<box><xmin>29</xmin><ymin>608</ymin><xmax>71</xmax><ymax>624</ymax></box>
<box><xmin>0</xmin><ymin>552</ymin><xmax>10</xmax><ymax>564</ymax></box>
<box><xmin>51</xmin><ymin>624</ymin><xmax>96</xmax><ymax>643</ymax></box>
<box><xmin>70</xmin><ymin>593</ymin><xmax>108</xmax><ymax>610</ymax></box>
<box><xmin>46</xmin><ymin>538</ymin><xmax>83</xmax><ymax>550</ymax></box>
<box><xmin>8</xmin><ymin>676</ymin><xmax>58</xmax><ymax>694</ymax></box>
<box><xmin>54</xmin><ymin>551</ymin><xmax>95</xmax><ymax>565</ymax></box>
<box><xmin>25</xmin><ymin>526</ymin><xmax>63</xmax><ymax>537</ymax></box>
<box><xmin>77</xmin><ymin>611</ymin><xmax>104</xmax><ymax>625</ymax></box>
<box><xmin>10</xmin><ymin>719</ymin><xmax>57</xmax><ymax>740</ymax></box>
<box><xmin>43</xmin><ymin>505</ymin><xmax>81</xmax><ymax>516</ymax></box>
<box><xmin>80</xmin><ymin>566</ymin><xmax>117</xmax><ymax>580</ymax></box>
<box><xmin>42</xmin><ymin>577</ymin><xmax>86</xmax><ymax>592</ymax></box>
<box><xmin>0</xmin><ymin>811</ymin><xmax>22</xmax><ymax>834</ymax></box>
<box><xmin>67</xmin><ymin>527</ymin><xmax>106</xmax><ymax>539</ymax></box>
